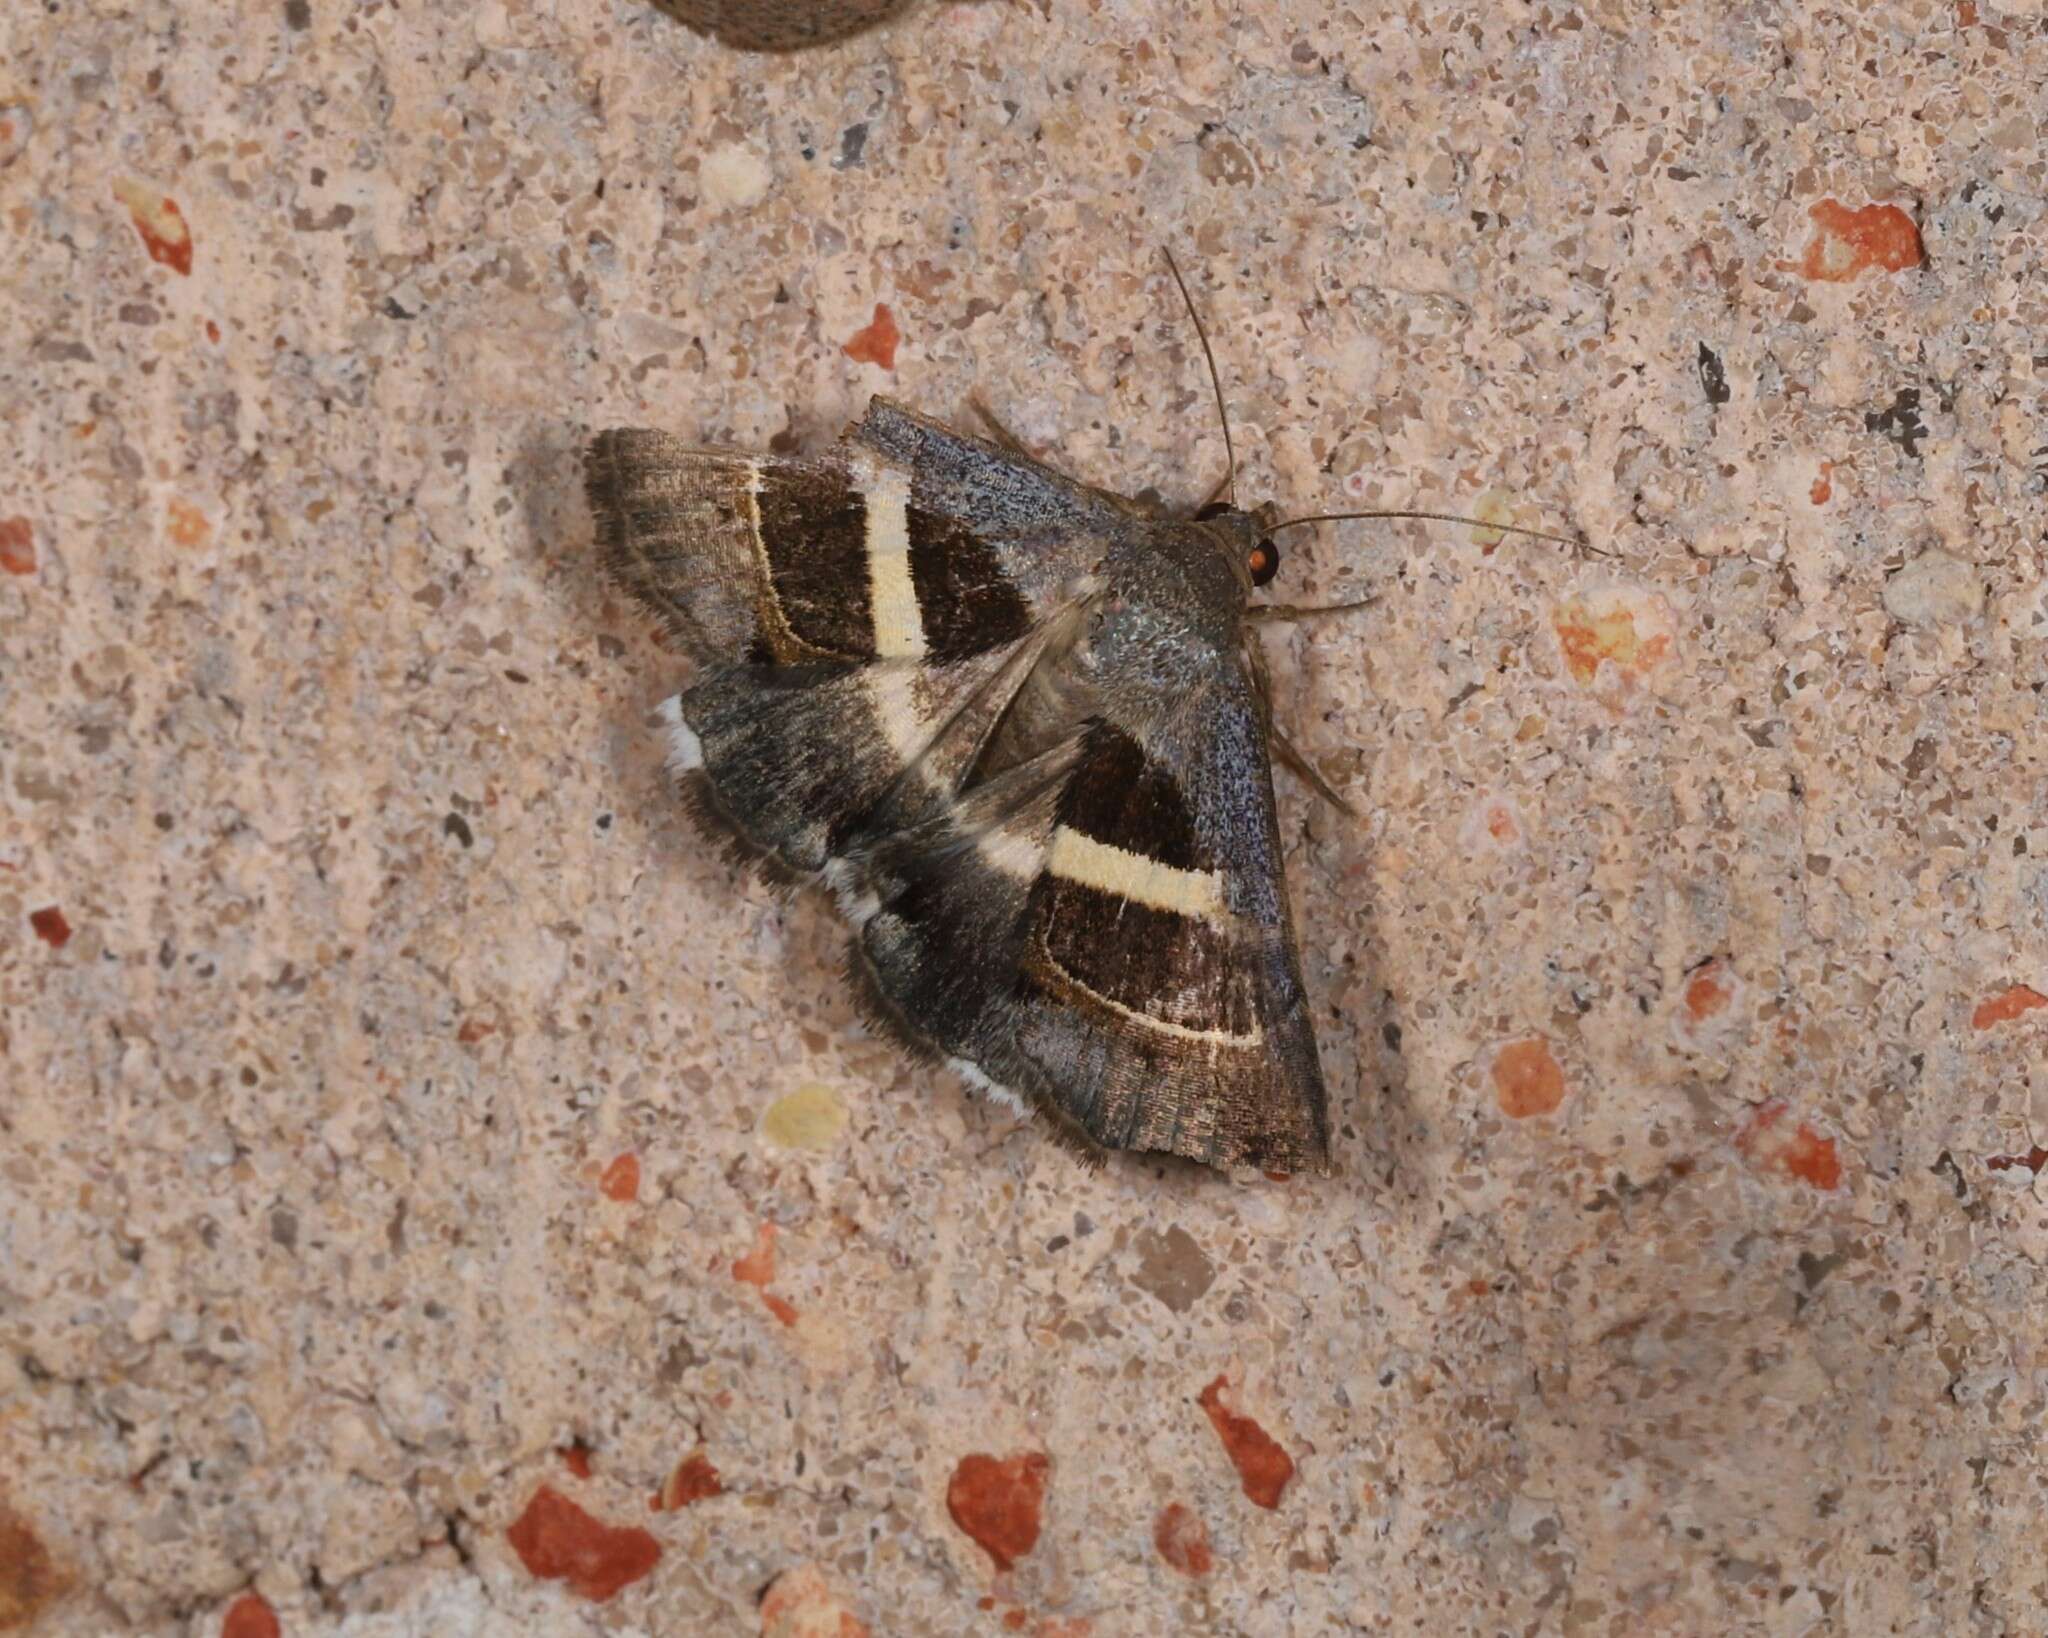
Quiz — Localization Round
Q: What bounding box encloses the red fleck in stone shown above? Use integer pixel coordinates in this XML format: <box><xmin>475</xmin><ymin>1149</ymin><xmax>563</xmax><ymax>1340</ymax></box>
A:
<box><xmin>1263</xmin><ymin>1170</ymin><xmax>1291</xmax><ymax>1183</ymax></box>
<box><xmin>1793</xmin><ymin>200</ymin><xmax>1923</xmax><ymax>284</ymax></box>
<box><xmin>456</xmin><ymin>1016</ymin><xmax>496</xmax><ymax>1044</ymax></box>
<box><xmin>760</xmin><ymin>1564</ymin><xmax>870</xmax><ymax>1637</ymax></box>
<box><xmin>1957</xmin><ymin>0</ymin><xmax>1977</xmax><ymax>22</ymax></box>
<box><xmin>1972</xmin><ymin>985</ymin><xmax>2047</xmax><ymax>1030</ymax></box>
<box><xmin>222</xmin><ymin>1591</ymin><xmax>281</xmax><ymax>1638</ymax></box>
<box><xmin>0</xmin><ymin>516</ymin><xmax>34</xmax><ymax>576</ymax></box>
<box><xmin>653</xmin><ymin>1452</ymin><xmax>723</xmax><ymax>1512</ymax></box>
<box><xmin>0</xmin><ymin>1504</ymin><xmax>67</xmax><ymax>1629</ymax></box>
<box><xmin>206</xmin><ymin>319</ymin><xmax>222</xmax><ymax>343</ymax></box>
<box><xmin>1737</xmin><ymin>1101</ymin><xmax>1843</xmax><ymax>1191</ymax></box>
<box><xmin>113</xmin><ymin>178</ymin><xmax>194</xmax><ymax>274</ymax></box>
<box><xmin>1002</xmin><ymin>1611</ymin><xmax>1029</xmax><ymax>1632</ymax></box>
<box><xmin>1153</xmin><ymin>1502</ymin><xmax>1213</xmax><ymax>1576</ymax></box>
<box><xmin>733</xmin><ymin>1221</ymin><xmax>777</xmax><ymax>1288</ymax></box>
<box><xmin>168</xmin><ymin>498</ymin><xmax>211</xmax><ymax>548</ymax></box>
<box><xmin>1553</xmin><ymin>593</ymin><xmax>1675</xmax><ymax>688</ymax></box>
<box><xmin>843</xmin><ymin>303</ymin><xmax>900</xmax><ymax>370</ymax></box>
<box><xmin>732</xmin><ymin>1222</ymin><xmax>798</xmax><ymax>1325</ymax></box>
<box><xmin>1810</xmin><ymin>461</ymin><xmax>1833</xmax><ymax>505</ymax></box>
<box><xmin>1684</xmin><ymin>965</ymin><xmax>1733</xmax><ymax>1023</ymax></box>
<box><xmin>506</xmin><ymin>1484</ymin><xmax>661</xmax><ymax>1603</ymax></box>
<box><xmin>560</xmin><ymin>1442</ymin><xmax>593</xmax><ymax>1480</ymax></box>
<box><xmin>1491</xmin><ymin>1037</ymin><xmax>1566</xmax><ymax>1120</ymax></box>
<box><xmin>1986</xmin><ymin>1147</ymin><xmax>2048</xmax><ymax>1175</ymax></box>
<box><xmin>1196</xmin><ymin>1375</ymin><xmax>1294</xmax><ymax>1509</ymax></box>
<box><xmin>598</xmin><ymin>1153</ymin><xmax>640</xmax><ymax>1202</ymax></box>
<box><xmin>946</xmin><ymin>1451</ymin><xmax>1050</xmax><ymax>1571</ymax></box>
<box><xmin>29</xmin><ymin>906</ymin><xmax>72</xmax><ymax>949</ymax></box>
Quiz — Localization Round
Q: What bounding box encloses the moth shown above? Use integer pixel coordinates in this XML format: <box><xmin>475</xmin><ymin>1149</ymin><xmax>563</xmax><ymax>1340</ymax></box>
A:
<box><xmin>588</xmin><ymin>258</ymin><xmax>1569</xmax><ymax>1173</ymax></box>
<box><xmin>646</xmin><ymin>0</ymin><xmax>916</xmax><ymax>52</ymax></box>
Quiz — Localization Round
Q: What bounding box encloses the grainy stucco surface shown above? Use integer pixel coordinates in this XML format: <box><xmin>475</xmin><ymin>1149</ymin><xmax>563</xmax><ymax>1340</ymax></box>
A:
<box><xmin>5</xmin><ymin>1</ymin><xmax>2048</xmax><ymax>1633</ymax></box>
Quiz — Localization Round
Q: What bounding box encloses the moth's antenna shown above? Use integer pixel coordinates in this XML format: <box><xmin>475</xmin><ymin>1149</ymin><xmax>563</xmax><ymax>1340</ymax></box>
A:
<box><xmin>1162</xmin><ymin>246</ymin><xmax>1235</xmax><ymax>508</ymax></box>
<box><xmin>1269</xmin><ymin>508</ymin><xmax>1603</xmax><ymax>555</ymax></box>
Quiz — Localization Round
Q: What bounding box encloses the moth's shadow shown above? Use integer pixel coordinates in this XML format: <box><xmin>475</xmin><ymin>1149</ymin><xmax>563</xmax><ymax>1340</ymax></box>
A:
<box><xmin>500</xmin><ymin>417</ymin><xmax>882</xmax><ymax>1027</ymax></box>
<box><xmin>506</xmin><ymin>419</ymin><xmax>705</xmax><ymax>869</ymax></box>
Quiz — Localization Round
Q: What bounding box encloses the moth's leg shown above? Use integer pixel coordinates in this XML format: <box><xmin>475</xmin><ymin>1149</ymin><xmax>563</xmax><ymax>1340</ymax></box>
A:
<box><xmin>1247</xmin><ymin>598</ymin><xmax>1375</xmax><ymax>623</ymax></box>
<box><xmin>1270</xmin><ymin>726</ymin><xmax>1358</xmax><ymax>818</ymax></box>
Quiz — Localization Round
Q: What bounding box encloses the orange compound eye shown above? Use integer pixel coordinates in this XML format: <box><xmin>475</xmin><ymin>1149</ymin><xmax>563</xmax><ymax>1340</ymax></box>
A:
<box><xmin>1247</xmin><ymin>539</ymin><xmax>1281</xmax><ymax>587</ymax></box>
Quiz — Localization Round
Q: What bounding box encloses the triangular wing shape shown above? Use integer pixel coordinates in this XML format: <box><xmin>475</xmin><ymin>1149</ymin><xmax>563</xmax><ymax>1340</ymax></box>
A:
<box><xmin>586</xmin><ymin>399</ymin><xmax>1126</xmax><ymax>669</ymax></box>
<box><xmin>849</xmin><ymin>678</ymin><xmax>1331</xmax><ymax>1173</ymax></box>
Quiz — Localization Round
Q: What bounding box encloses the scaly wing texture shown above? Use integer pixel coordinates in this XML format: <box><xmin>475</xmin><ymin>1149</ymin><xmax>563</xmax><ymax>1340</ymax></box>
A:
<box><xmin>850</xmin><ymin>669</ymin><xmax>1330</xmax><ymax>1172</ymax></box>
<box><xmin>587</xmin><ymin>403</ymin><xmax>1122</xmax><ymax>872</ymax></box>
<box><xmin>587</xmin><ymin>398</ymin><xmax>1126</xmax><ymax>668</ymax></box>
<box><xmin>589</xmin><ymin>406</ymin><xmax>1329</xmax><ymax>1171</ymax></box>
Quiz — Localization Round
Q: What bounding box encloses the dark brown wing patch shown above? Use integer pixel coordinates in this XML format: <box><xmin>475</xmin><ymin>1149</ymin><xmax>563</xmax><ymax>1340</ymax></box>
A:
<box><xmin>908</xmin><ymin>509</ymin><xmax>1034</xmax><ymax>663</ymax></box>
<box><xmin>753</xmin><ymin>467</ymin><xmax>876</xmax><ymax>661</ymax></box>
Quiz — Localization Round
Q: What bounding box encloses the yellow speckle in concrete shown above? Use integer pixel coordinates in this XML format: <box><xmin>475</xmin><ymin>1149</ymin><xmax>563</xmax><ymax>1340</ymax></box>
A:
<box><xmin>761</xmin><ymin>1082</ymin><xmax>847</xmax><ymax>1151</ymax></box>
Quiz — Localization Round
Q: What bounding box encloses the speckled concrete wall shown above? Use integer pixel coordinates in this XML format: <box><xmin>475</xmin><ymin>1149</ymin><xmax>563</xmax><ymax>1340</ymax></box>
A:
<box><xmin>4</xmin><ymin>0</ymin><xmax>2046</xmax><ymax>1633</ymax></box>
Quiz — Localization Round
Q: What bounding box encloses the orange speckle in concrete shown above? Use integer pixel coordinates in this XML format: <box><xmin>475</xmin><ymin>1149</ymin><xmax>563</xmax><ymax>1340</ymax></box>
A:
<box><xmin>221</xmin><ymin>1591</ymin><xmax>282</xmax><ymax>1638</ymax></box>
<box><xmin>506</xmin><ymin>1484</ymin><xmax>661</xmax><ymax>1603</ymax></box>
<box><xmin>1003</xmin><ymin>1612</ymin><xmax>1029</xmax><ymax>1632</ymax></box>
<box><xmin>653</xmin><ymin>1452</ymin><xmax>723</xmax><ymax>1512</ymax></box>
<box><xmin>559</xmin><ymin>1441</ymin><xmax>593</xmax><ymax>1480</ymax></box>
<box><xmin>167</xmin><ymin>498</ymin><xmax>212</xmax><ymax>548</ymax></box>
<box><xmin>733</xmin><ymin>1221</ymin><xmax>777</xmax><ymax>1288</ymax></box>
<box><xmin>1491</xmin><ymin>1037</ymin><xmax>1566</xmax><ymax>1120</ymax></box>
<box><xmin>1553</xmin><ymin>593</ymin><xmax>1674</xmax><ymax>687</ymax></box>
<box><xmin>0</xmin><ymin>516</ymin><xmax>34</xmax><ymax>576</ymax></box>
<box><xmin>1985</xmin><ymin>1147</ymin><xmax>2048</xmax><ymax>1175</ymax></box>
<box><xmin>1684</xmin><ymin>965</ymin><xmax>1733</xmax><ymax>1023</ymax></box>
<box><xmin>1972</xmin><ymin>985</ymin><xmax>2047</xmax><ymax>1030</ymax></box>
<box><xmin>1153</xmin><ymin>1502</ymin><xmax>1214</xmax><ymax>1576</ymax></box>
<box><xmin>1809</xmin><ymin>461</ymin><xmax>1834</xmax><ymax>505</ymax></box>
<box><xmin>112</xmin><ymin>177</ymin><xmax>193</xmax><ymax>274</ymax></box>
<box><xmin>29</xmin><ymin>907</ymin><xmax>72</xmax><ymax>949</ymax></box>
<box><xmin>759</xmin><ymin>1562</ymin><xmax>870</xmax><ymax>1637</ymax></box>
<box><xmin>0</xmin><ymin>1503</ymin><xmax>68</xmax><ymax>1630</ymax></box>
<box><xmin>1196</xmin><ymin>1375</ymin><xmax>1295</xmax><ymax>1509</ymax></box>
<box><xmin>598</xmin><ymin>1153</ymin><xmax>640</xmax><ymax>1202</ymax></box>
<box><xmin>1737</xmin><ymin>1101</ymin><xmax>1843</xmax><ymax>1191</ymax></box>
<box><xmin>1793</xmin><ymin>199</ymin><xmax>1923</xmax><ymax>284</ymax></box>
<box><xmin>842</xmin><ymin>303</ymin><xmax>900</xmax><ymax>370</ymax></box>
<box><xmin>946</xmin><ymin>1451</ymin><xmax>1050</xmax><ymax>1570</ymax></box>
<box><xmin>732</xmin><ymin>1221</ymin><xmax>798</xmax><ymax>1325</ymax></box>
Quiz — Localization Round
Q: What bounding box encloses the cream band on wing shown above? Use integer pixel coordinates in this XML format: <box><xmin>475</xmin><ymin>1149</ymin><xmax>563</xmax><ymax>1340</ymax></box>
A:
<box><xmin>1042</xmin><ymin>943</ymin><xmax>1264</xmax><ymax>1048</ymax></box>
<box><xmin>1045</xmin><ymin>826</ymin><xmax>1227</xmax><ymax>922</ymax></box>
<box><xmin>861</xmin><ymin>470</ymin><xmax>927</xmax><ymax>660</ymax></box>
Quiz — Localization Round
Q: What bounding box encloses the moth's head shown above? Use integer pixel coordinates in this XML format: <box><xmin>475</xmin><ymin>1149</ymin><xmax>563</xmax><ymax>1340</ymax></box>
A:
<box><xmin>1192</xmin><ymin>498</ymin><xmax>1285</xmax><ymax>596</ymax></box>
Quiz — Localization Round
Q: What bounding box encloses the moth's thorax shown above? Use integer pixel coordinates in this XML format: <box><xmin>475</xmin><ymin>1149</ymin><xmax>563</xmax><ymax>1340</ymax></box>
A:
<box><xmin>1075</xmin><ymin>522</ymin><xmax>1248</xmax><ymax>705</ymax></box>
